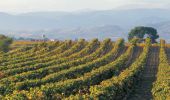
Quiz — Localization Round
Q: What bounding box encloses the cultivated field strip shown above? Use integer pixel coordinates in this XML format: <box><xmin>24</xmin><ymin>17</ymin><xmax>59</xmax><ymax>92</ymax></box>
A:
<box><xmin>152</xmin><ymin>40</ymin><xmax>170</xmax><ymax>100</ymax></box>
<box><xmin>120</xmin><ymin>46</ymin><xmax>143</xmax><ymax>73</ymax></box>
<box><xmin>68</xmin><ymin>45</ymin><xmax>143</xmax><ymax>98</ymax></box>
<box><xmin>0</xmin><ymin>39</ymin><xmax>114</xmax><ymax>95</ymax></box>
<box><xmin>3</xmin><ymin>46</ymin><xmax>33</xmax><ymax>56</ymax></box>
<box><xmin>0</xmin><ymin>39</ymin><xmax>100</xmax><ymax>83</ymax></box>
<box><xmin>2</xmin><ymin>39</ymin><xmax>131</xmax><ymax>99</ymax></box>
<box><xmin>1</xmin><ymin>38</ymin><xmax>169</xmax><ymax>100</ymax></box>
<box><xmin>0</xmin><ymin>46</ymin><xmax>33</xmax><ymax>62</ymax></box>
<box><xmin>0</xmin><ymin>40</ymin><xmax>88</xmax><ymax>78</ymax></box>
<box><xmin>128</xmin><ymin>46</ymin><xmax>159</xmax><ymax>100</ymax></box>
<box><xmin>10</xmin><ymin>41</ymin><xmax>125</xmax><ymax>91</ymax></box>
<box><xmin>0</xmin><ymin>41</ymin><xmax>62</xmax><ymax>65</ymax></box>
<box><xmin>0</xmin><ymin>40</ymin><xmax>73</xmax><ymax>66</ymax></box>
<box><xmin>165</xmin><ymin>47</ymin><xmax>170</xmax><ymax>64</ymax></box>
<box><xmin>1</xmin><ymin>43</ymin><xmax>44</xmax><ymax>60</ymax></box>
<box><xmin>0</xmin><ymin>41</ymin><xmax>61</xmax><ymax>65</ymax></box>
<box><xmin>0</xmin><ymin>40</ymin><xmax>85</xmax><ymax>72</ymax></box>
<box><xmin>64</xmin><ymin>38</ymin><xmax>150</xmax><ymax>100</ymax></box>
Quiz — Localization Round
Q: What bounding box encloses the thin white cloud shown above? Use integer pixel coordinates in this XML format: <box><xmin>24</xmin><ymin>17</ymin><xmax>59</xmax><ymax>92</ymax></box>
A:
<box><xmin>0</xmin><ymin>0</ymin><xmax>169</xmax><ymax>13</ymax></box>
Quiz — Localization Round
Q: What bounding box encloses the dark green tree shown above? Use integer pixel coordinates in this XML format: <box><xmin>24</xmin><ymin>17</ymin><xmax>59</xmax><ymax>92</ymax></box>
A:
<box><xmin>0</xmin><ymin>35</ymin><xmax>13</xmax><ymax>52</ymax></box>
<box><xmin>128</xmin><ymin>26</ymin><xmax>159</xmax><ymax>43</ymax></box>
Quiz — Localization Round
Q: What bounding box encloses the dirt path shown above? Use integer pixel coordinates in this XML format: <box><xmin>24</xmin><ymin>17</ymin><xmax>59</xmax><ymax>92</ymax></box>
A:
<box><xmin>127</xmin><ymin>46</ymin><xmax>159</xmax><ymax>100</ymax></box>
<box><xmin>125</xmin><ymin>46</ymin><xmax>143</xmax><ymax>68</ymax></box>
<box><xmin>165</xmin><ymin>47</ymin><xmax>170</xmax><ymax>64</ymax></box>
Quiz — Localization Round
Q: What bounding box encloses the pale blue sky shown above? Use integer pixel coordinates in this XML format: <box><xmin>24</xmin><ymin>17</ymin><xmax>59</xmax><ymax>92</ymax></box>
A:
<box><xmin>0</xmin><ymin>0</ymin><xmax>169</xmax><ymax>13</ymax></box>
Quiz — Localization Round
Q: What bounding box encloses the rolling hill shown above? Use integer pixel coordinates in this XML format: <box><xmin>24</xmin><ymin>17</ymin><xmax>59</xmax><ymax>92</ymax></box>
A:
<box><xmin>0</xmin><ymin>8</ymin><xmax>170</xmax><ymax>41</ymax></box>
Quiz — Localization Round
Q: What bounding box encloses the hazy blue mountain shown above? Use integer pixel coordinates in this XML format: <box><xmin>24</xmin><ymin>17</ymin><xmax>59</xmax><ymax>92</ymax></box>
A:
<box><xmin>0</xmin><ymin>8</ymin><xmax>170</xmax><ymax>41</ymax></box>
<box><xmin>4</xmin><ymin>25</ymin><xmax>125</xmax><ymax>40</ymax></box>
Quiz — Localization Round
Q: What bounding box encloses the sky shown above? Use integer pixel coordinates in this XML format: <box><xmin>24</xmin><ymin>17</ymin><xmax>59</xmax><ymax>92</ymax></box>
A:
<box><xmin>0</xmin><ymin>0</ymin><xmax>169</xmax><ymax>14</ymax></box>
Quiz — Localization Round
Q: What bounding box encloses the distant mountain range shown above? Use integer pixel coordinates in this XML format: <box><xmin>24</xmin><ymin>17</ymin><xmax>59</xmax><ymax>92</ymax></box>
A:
<box><xmin>0</xmin><ymin>8</ymin><xmax>170</xmax><ymax>41</ymax></box>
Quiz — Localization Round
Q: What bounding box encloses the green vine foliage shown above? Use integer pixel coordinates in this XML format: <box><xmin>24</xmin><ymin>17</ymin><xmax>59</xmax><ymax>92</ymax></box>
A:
<box><xmin>152</xmin><ymin>39</ymin><xmax>170</xmax><ymax>100</ymax></box>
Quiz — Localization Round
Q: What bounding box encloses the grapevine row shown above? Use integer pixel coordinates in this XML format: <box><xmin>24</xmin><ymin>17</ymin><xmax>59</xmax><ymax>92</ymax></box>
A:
<box><xmin>66</xmin><ymin>38</ymin><xmax>151</xmax><ymax>100</ymax></box>
<box><xmin>0</xmin><ymin>40</ymin><xmax>72</xmax><ymax>67</ymax></box>
<box><xmin>0</xmin><ymin>39</ymin><xmax>112</xmax><ymax>95</ymax></box>
<box><xmin>1</xmin><ymin>41</ymin><xmax>61</xmax><ymax>65</ymax></box>
<box><xmin>3</xmin><ymin>39</ymin><xmax>134</xmax><ymax>99</ymax></box>
<box><xmin>0</xmin><ymin>39</ymin><xmax>100</xmax><ymax>83</ymax></box>
<box><xmin>11</xmin><ymin>38</ymin><xmax>124</xmax><ymax>91</ymax></box>
<box><xmin>152</xmin><ymin>40</ymin><xmax>170</xmax><ymax>100</ymax></box>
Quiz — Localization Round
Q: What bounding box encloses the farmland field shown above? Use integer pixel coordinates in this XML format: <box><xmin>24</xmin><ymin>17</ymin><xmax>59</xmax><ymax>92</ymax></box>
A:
<box><xmin>0</xmin><ymin>38</ymin><xmax>169</xmax><ymax>100</ymax></box>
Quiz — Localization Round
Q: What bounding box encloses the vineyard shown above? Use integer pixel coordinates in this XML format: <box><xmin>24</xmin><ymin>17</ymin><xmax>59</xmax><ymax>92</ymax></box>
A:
<box><xmin>0</xmin><ymin>38</ymin><xmax>169</xmax><ymax>100</ymax></box>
